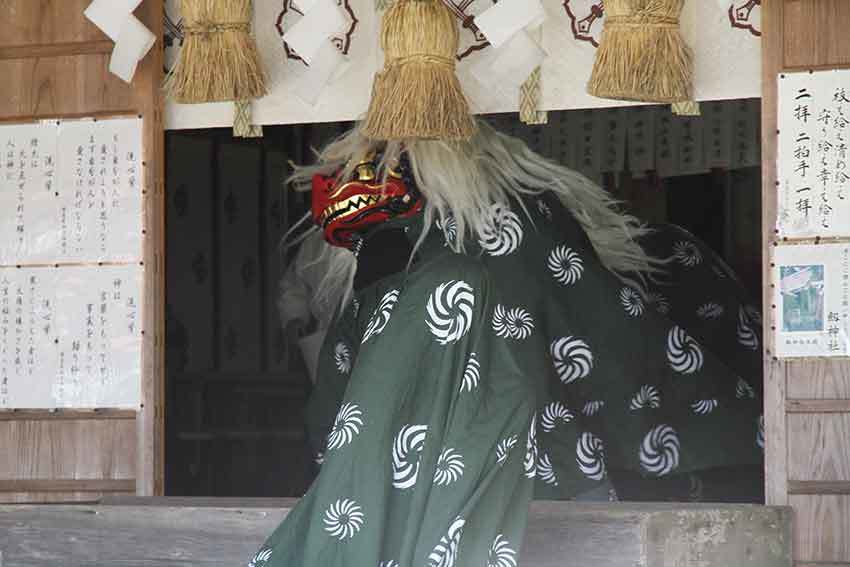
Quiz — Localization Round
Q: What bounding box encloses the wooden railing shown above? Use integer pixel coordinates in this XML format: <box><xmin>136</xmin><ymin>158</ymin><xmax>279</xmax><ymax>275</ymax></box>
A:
<box><xmin>0</xmin><ymin>498</ymin><xmax>791</xmax><ymax>566</ymax></box>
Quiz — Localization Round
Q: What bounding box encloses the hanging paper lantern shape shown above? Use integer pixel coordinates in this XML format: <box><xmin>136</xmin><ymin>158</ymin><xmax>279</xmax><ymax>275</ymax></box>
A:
<box><xmin>164</xmin><ymin>0</ymin><xmax>267</xmax><ymax>104</ymax></box>
<box><xmin>563</xmin><ymin>1</ymin><xmax>606</xmax><ymax>48</ymax></box>
<box><xmin>728</xmin><ymin>0</ymin><xmax>761</xmax><ymax>37</ymax></box>
<box><xmin>587</xmin><ymin>0</ymin><xmax>693</xmax><ymax>104</ymax></box>
<box><xmin>362</xmin><ymin>0</ymin><xmax>475</xmax><ymax>141</ymax></box>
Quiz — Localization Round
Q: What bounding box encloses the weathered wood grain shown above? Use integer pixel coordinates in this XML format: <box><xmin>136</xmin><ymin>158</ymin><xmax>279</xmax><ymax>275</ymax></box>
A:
<box><xmin>782</xmin><ymin>0</ymin><xmax>850</xmax><ymax>69</ymax></box>
<box><xmin>788</xmin><ymin>414</ymin><xmax>850</xmax><ymax>482</ymax></box>
<box><xmin>790</xmin><ymin>495</ymin><xmax>850</xmax><ymax>563</ymax></box>
<box><xmin>0</xmin><ymin>500</ymin><xmax>792</xmax><ymax>567</ymax></box>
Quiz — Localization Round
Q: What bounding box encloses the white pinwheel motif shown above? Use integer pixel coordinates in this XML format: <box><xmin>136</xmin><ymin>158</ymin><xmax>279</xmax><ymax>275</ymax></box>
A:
<box><xmin>437</xmin><ymin>215</ymin><xmax>458</xmax><ymax>247</ymax></box>
<box><xmin>334</xmin><ymin>342</ymin><xmax>352</xmax><ymax>374</ymax></box>
<box><xmin>492</xmin><ymin>305</ymin><xmax>535</xmax><ymax>340</ymax></box>
<box><xmin>327</xmin><ymin>403</ymin><xmax>363</xmax><ymax>450</ymax></box>
<box><xmin>619</xmin><ymin>287</ymin><xmax>645</xmax><ymax>317</ymax></box>
<box><xmin>647</xmin><ymin>292</ymin><xmax>671</xmax><ymax>315</ymax></box>
<box><xmin>756</xmin><ymin>415</ymin><xmax>765</xmax><ymax>450</ymax></box>
<box><xmin>433</xmin><ymin>448</ymin><xmax>465</xmax><ymax>486</ymax></box>
<box><xmin>541</xmin><ymin>402</ymin><xmax>574</xmax><ymax>432</ymax></box>
<box><xmin>538</xmin><ymin>453</ymin><xmax>559</xmax><ymax>486</ymax></box>
<box><xmin>737</xmin><ymin>306</ymin><xmax>759</xmax><ymax>350</ymax></box>
<box><xmin>323</xmin><ymin>498</ymin><xmax>365</xmax><ymax>540</ymax></box>
<box><xmin>427</xmin><ymin>280</ymin><xmax>475</xmax><ymax>345</ymax></box>
<box><xmin>745</xmin><ymin>305</ymin><xmax>762</xmax><ymax>326</ymax></box>
<box><xmin>428</xmin><ymin>517</ymin><xmax>466</xmax><ymax>567</ymax></box>
<box><xmin>487</xmin><ymin>535</ymin><xmax>518</xmax><ymax>567</ymax></box>
<box><xmin>696</xmin><ymin>302</ymin><xmax>724</xmax><ymax>320</ymax></box>
<box><xmin>691</xmin><ymin>399</ymin><xmax>719</xmax><ymax>415</ymax></box>
<box><xmin>392</xmin><ymin>424</ymin><xmax>428</xmax><ymax>489</ymax></box>
<box><xmin>524</xmin><ymin>415</ymin><xmax>538</xmax><ymax>478</ymax></box>
<box><xmin>629</xmin><ymin>385</ymin><xmax>661</xmax><ymax>410</ymax></box>
<box><xmin>582</xmin><ymin>400</ymin><xmax>605</xmax><ymax>416</ymax></box>
<box><xmin>537</xmin><ymin>199</ymin><xmax>553</xmax><ymax>220</ymax></box>
<box><xmin>736</xmin><ymin>378</ymin><xmax>755</xmax><ymax>399</ymax></box>
<box><xmin>478</xmin><ymin>202</ymin><xmax>524</xmax><ymax>256</ymax></box>
<box><xmin>673</xmin><ymin>240</ymin><xmax>702</xmax><ymax>267</ymax></box>
<box><xmin>315</xmin><ymin>451</ymin><xmax>325</xmax><ymax>466</ymax></box>
<box><xmin>640</xmin><ymin>425</ymin><xmax>680</xmax><ymax>477</ymax></box>
<box><xmin>362</xmin><ymin>289</ymin><xmax>400</xmax><ymax>343</ymax></box>
<box><xmin>667</xmin><ymin>326</ymin><xmax>704</xmax><ymax>374</ymax></box>
<box><xmin>577</xmin><ymin>432</ymin><xmax>606</xmax><ymax>481</ymax></box>
<box><xmin>496</xmin><ymin>435</ymin><xmax>518</xmax><ymax>465</ymax></box>
<box><xmin>379</xmin><ymin>562</ymin><xmax>400</xmax><ymax>567</ymax></box>
<box><xmin>460</xmin><ymin>352</ymin><xmax>480</xmax><ymax>392</ymax></box>
<box><xmin>551</xmin><ymin>336</ymin><xmax>593</xmax><ymax>384</ymax></box>
<box><xmin>548</xmin><ymin>245</ymin><xmax>584</xmax><ymax>285</ymax></box>
<box><xmin>248</xmin><ymin>548</ymin><xmax>273</xmax><ymax>567</ymax></box>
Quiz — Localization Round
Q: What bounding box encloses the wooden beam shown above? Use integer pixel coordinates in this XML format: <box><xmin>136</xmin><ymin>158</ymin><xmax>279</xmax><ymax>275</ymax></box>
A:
<box><xmin>788</xmin><ymin>481</ymin><xmax>850</xmax><ymax>496</ymax></box>
<box><xmin>0</xmin><ymin>480</ymin><xmax>135</xmax><ymax>493</ymax></box>
<box><xmin>786</xmin><ymin>399</ymin><xmax>850</xmax><ymax>413</ymax></box>
<box><xmin>0</xmin><ymin>500</ymin><xmax>792</xmax><ymax>567</ymax></box>
<box><xmin>0</xmin><ymin>410</ymin><xmax>136</xmax><ymax>421</ymax></box>
<box><xmin>0</xmin><ymin>41</ymin><xmax>113</xmax><ymax>60</ymax></box>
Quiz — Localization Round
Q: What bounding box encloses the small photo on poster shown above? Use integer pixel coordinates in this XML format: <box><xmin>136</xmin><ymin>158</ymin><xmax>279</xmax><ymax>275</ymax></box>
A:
<box><xmin>779</xmin><ymin>265</ymin><xmax>825</xmax><ymax>332</ymax></box>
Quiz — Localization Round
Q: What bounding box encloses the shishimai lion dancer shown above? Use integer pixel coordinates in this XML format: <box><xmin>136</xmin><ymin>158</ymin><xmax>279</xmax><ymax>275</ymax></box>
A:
<box><xmin>248</xmin><ymin>118</ymin><xmax>764</xmax><ymax>567</ymax></box>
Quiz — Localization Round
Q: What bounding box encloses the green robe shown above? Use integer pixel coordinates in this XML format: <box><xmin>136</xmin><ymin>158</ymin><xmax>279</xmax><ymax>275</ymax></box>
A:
<box><xmin>250</xmin><ymin>193</ymin><xmax>763</xmax><ymax>567</ymax></box>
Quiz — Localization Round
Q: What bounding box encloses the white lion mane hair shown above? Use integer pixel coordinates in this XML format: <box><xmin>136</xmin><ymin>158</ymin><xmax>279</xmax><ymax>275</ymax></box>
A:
<box><xmin>283</xmin><ymin>118</ymin><xmax>660</xmax><ymax>318</ymax></box>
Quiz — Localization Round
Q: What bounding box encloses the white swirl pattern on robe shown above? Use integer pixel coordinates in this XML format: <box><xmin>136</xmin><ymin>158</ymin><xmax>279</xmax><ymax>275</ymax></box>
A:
<box><xmin>576</xmin><ymin>431</ymin><xmax>606</xmax><ymax>480</ymax></box>
<box><xmin>619</xmin><ymin>287</ymin><xmax>645</xmax><ymax>317</ymax></box>
<box><xmin>327</xmin><ymin>403</ymin><xmax>363</xmax><ymax>450</ymax></box>
<box><xmin>428</xmin><ymin>517</ymin><xmax>466</xmax><ymax>567</ymax></box>
<box><xmin>540</xmin><ymin>402</ymin><xmax>574</xmax><ymax>432</ymax></box>
<box><xmin>582</xmin><ymin>400</ymin><xmax>605</xmax><ymax>416</ymax></box>
<box><xmin>460</xmin><ymin>352</ymin><xmax>480</xmax><ymax>392</ymax></box>
<box><xmin>426</xmin><ymin>280</ymin><xmax>475</xmax><ymax>345</ymax></box>
<box><xmin>524</xmin><ymin>414</ymin><xmax>538</xmax><ymax>478</ymax></box>
<box><xmin>640</xmin><ymin>425</ymin><xmax>681</xmax><ymax>476</ymax></box>
<box><xmin>547</xmin><ymin>245</ymin><xmax>584</xmax><ymax>285</ymax></box>
<box><xmin>433</xmin><ymin>448</ymin><xmax>465</xmax><ymax>486</ymax></box>
<box><xmin>492</xmin><ymin>305</ymin><xmax>535</xmax><ymax>340</ymax></box>
<box><xmin>629</xmin><ymin>385</ymin><xmax>661</xmax><ymax>410</ymax></box>
<box><xmin>647</xmin><ymin>292</ymin><xmax>671</xmax><ymax>315</ymax></box>
<box><xmin>362</xmin><ymin>289</ymin><xmax>400</xmax><ymax>343</ymax></box>
<box><xmin>737</xmin><ymin>306</ymin><xmax>759</xmax><ymax>350</ymax></box>
<box><xmin>756</xmin><ymin>415</ymin><xmax>765</xmax><ymax>449</ymax></box>
<box><xmin>666</xmin><ymin>326</ymin><xmax>704</xmax><ymax>374</ymax></box>
<box><xmin>334</xmin><ymin>342</ymin><xmax>352</xmax><ymax>374</ymax></box>
<box><xmin>379</xmin><ymin>561</ymin><xmax>400</xmax><ymax>567</ymax></box>
<box><xmin>537</xmin><ymin>199</ymin><xmax>552</xmax><ymax>220</ymax></box>
<box><xmin>696</xmin><ymin>302</ymin><xmax>724</xmax><ymax>320</ymax></box>
<box><xmin>323</xmin><ymin>498</ymin><xmax>365</xmax><ymax>540</ymax></box>
<box><xmin>478</xmin><ymin>203</ymin><xmax>524</xmax><ymax>256</ymax></box>
<box><xmin>550</xmin><ymin>336</ymin><xmax>593</xmax><ymax>384</ymax></box>
<box><xmin>673</xmin><ymin>240</ymin><xmax>703</xmax><ymax>267</ymax></box>
<box><xmin>736</xmin><ymin>378</ymin><xmax>755</xmax><ymax>399</ymax></box>
<box><xmin>437</xmin><ymin>215</ymin><xmax>458</xmax><ymax>247</ymax></box>
<box><xmin>248</xmin><ymin>547</ymin><xmax>272</xmax><ymax>567</ymax></box>
<box><xmin>487</xmin><ymin>535</ymin><xmax>518</xmax><ymax>567</ymax></box>
<box><xmin>538</xmin><ymin>453</ymin><xmax>559</xmax><ymax>486</ymax></box>
<box><xmin>392</xmin><ymin>424</ymin><xmax>428</xmax><ymax>489</ymax></box>
<box><xmin>691</xmin><ymin>398</ymin><xmax>719</xmax><ymax>415</ymax></box>
<box><xmin>745</xmin><ymin>305</ymin><xmax>762</xmax><ymax>326</ymax></box>
<box><xmin>496</xmin><ymin>434</ymin><xmax>518</xmax><ymax>465</ymax></box>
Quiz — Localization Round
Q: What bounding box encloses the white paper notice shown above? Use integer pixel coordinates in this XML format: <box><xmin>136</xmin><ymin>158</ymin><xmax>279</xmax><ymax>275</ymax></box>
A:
<box><xmin>109</xmin><ymin>15</ymin><xmax>157</xmax><ymax>83</ymax></box>
<box><xmin>773</xmin><ymin>243</ymin><xmax>850</xmax><ymax>358</ymax></box>
<box><xmin>777</xmin><ymin>70</ymin><xmax>850</xmax><ymax>239</ymax></box>
<box><xmin>469</xmin><ymin>31</ymin><xmax>546</xmax><ymax>105</ymax></box>
<box><xmin>474</xmin><ymin>0</ymin><xmax>545</xmax><ymax>48</ymax></box>
<box><xmin>0</xmin><ymin>118</ymin><xmax>143</xmax><ymax>264</ymax></box>
<box><xmin>283</xmin><ymin>0</ymin><xmax>348</xmax><ymax>64</ymax></box>
<box><xmin>291</xmin><ymin>40</ymin><xmax>349</xmax><ymax>106</ymax></box>
<box><xmin>0</xmin><ymin>265</ymin><xmax>142</xmax><ymax>408</ymax></box>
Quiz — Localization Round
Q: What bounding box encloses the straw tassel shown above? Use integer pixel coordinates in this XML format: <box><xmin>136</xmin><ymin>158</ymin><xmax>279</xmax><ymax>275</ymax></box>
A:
<box><xmin>362</xmin><ymin>0</ymin><xmax>475</xmax><ymax>141</ymax></box>
<box><xmin>587</xmin><ymin>0</ymin><xmax>692</xmax><ymax>104</ymax></box>
<box><xmin>520</xmin><ymin>67</ymin><xmax>548</xmax><ymax>125</ymax></box>
<box><xmin>164</xmin><ymin>0</ymin><xmax>267</xmax><ymax>104</ymax></box>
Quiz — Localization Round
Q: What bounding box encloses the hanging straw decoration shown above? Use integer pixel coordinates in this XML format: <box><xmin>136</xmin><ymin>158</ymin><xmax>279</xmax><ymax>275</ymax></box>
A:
<box><xmin>164</xmin><ymin>0</ymin><xmax>267</xmax><ymax>104</ymax></box>
<box><xmin>587</xmin><ymin>0</ymin><xmax>692</xmax><ymax>104</ymax></box>
<box><xmin>362</xmin><ymin>0</ymin><xmax>475</xmax><ymax>141</ymax></box>
<box><xmin>519</xmin><ymin>67</ymin><xmax>548</xmax><ymax>125</ymax></box>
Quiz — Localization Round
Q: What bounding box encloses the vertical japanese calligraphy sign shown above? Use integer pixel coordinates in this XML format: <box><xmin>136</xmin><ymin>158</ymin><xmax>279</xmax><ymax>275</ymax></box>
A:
<box><xmin>777</xmin><ymin>70</ymin><xmax>850</xmax><ymax>239</ymax></box>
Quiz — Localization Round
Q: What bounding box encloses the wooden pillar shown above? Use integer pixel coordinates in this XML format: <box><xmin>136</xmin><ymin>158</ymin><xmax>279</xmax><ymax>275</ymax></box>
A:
<box><xmin>0</xmin><ymin>0</ymin><xmax>165</xmax><ymax>501</ymax></box>
<box><xmin>762</xmin><ymin>2</ymin><xmax>850</xmax><ymax>564</ymax></box>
